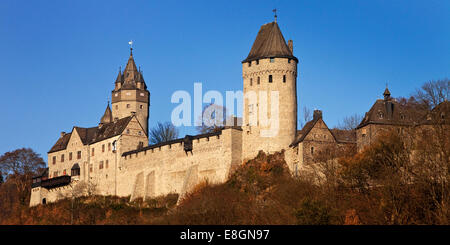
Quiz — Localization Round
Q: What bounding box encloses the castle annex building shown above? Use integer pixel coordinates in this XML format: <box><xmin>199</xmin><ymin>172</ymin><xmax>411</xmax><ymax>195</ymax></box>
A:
<box><xmin>30</xmin><ymin>19</ymin><xmax>449</xmax><ymax>206</ymax></box>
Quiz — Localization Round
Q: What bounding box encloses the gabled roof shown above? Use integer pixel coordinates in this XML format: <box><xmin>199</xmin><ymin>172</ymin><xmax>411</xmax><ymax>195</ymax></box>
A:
<box><xmin>48</xmin><ymin>116</ymin><xmax>135</xmax><ymax>153</ymax></box>
<box><xmin>290</xmin><ymin>114</ymin><xmax>339</xmax><ymax>147</ymax></box>
<box><xmin>242</xmin><ymin>21</ymin><xmax>297</xmax><ymax>63</ymax></box>
<box><xmin>48</xmin><ymin>133</ymin><xmax>72</xmax><ymax>153</ymax></box>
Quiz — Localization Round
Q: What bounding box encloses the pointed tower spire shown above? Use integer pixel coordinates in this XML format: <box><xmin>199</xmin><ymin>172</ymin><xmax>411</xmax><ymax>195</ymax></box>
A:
<box><xmin>242</xmin><ymin>21</ymin><xmax>297</xmax><ymax>63</ymax></box>
<box><xmin>100</xmin><ymin>103</ymin><xmax>113</xmax><ymax>124</ymax></box>
<box><xmin>115</xmin><ymin>67</ymin><xmax>122</xmax><ymax>83</ymax></box>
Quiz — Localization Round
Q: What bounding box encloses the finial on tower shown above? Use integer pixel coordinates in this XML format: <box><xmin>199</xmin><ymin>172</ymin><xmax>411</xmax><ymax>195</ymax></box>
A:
<box><xmin>273</xmin><ymin>9</ymin><xmax>277</xmax><ymax>22</ymax></box>
<box><xmin>128</xmin><ymin>40</ymin><xmax>133</xmax><ymax>55</ymax></box>
<box><xmin>383</xmin><ymin>83</ymin><xmax>391</xmax><ymax>101</ymax></box>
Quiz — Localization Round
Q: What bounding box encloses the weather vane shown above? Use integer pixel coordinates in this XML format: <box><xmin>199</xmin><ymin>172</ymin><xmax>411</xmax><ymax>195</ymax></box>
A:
<box><xmin>128</xmin><ymin>40</ymin><xmax>133</xmax><ymax>51</ymax></box>
<box><xmin>273</xmin><ymin>9</ymin><xmax>277</xmax><ymax>22</ymax></box>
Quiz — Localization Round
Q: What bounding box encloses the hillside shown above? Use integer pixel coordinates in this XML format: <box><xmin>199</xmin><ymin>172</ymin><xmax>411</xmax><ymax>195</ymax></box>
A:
<box><xmin>0</xmin><ymin>130</ymin><xmax>448</xmax><ymax>225</ymax></box>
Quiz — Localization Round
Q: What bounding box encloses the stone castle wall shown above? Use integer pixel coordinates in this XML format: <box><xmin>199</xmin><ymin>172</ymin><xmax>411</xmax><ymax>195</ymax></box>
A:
<box><xmin>30</xmin><ymin>128</ymin><xmax>242</xmax><ymax>206</ymax></box>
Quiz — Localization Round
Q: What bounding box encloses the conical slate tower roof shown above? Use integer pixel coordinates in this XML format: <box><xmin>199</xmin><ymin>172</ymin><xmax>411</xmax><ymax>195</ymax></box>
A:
<box><xmin>100</xmin><ymin>104</ymin><xmax>112</xmax><ymax>124</ymax></box>
<box><xmin>243</xmin><ymin>21</ymin><xmax>297</xmax><ymax>63</ymax></box>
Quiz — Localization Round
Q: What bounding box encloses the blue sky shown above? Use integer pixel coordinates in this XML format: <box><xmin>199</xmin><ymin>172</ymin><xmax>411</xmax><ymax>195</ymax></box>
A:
<box><xmin>0</xmin><ymin>0</ymin><xmax>449</xmax><ymax>162</ymax></box>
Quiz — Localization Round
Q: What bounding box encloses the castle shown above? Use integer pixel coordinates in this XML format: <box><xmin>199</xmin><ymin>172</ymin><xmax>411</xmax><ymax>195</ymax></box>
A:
<box><xmin>30</xmin><ymin>19</ymin><xmax>449</xmax><ymax>206</ymax></box>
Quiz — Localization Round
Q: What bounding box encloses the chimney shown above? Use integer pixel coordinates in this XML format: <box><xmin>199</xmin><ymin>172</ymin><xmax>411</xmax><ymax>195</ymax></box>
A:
<box><xmin>60</xmin><ymin>132</ymin><xmax>66</xmax><ymax>138</ymax></box>
<box><xmin>313</xmin><ymin>110</ymin><xmax>322</xmax><ymax>120</ymax></box>
<box><xmin>288</xmin><ymin>40</ymin><xmax>293</xmax><ymax>53</ymax></box>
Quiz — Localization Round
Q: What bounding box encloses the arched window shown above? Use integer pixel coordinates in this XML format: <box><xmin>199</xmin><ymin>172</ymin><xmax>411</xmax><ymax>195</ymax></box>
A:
<box><xmin>269</xmin><ymin>75</ymin><xmax>273</xmax><ymax>83</ymax></box>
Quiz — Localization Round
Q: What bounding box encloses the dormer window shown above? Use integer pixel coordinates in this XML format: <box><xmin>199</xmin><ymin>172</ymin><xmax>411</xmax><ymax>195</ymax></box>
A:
<box><xmin>378</xmin><ymin>111</ymin><xmax>384</xmax><ymax>119</ymax></box>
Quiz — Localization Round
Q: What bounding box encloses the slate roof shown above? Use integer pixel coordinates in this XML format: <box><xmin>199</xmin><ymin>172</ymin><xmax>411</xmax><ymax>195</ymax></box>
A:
<box><xmin>242</xmin><ymin>21</ymin><xmax>297</xmax><ymax>63</ymax></box>
<box><xmin>330</xmin><ymin>129</ymin><xmax>356</xmax><ymax>144</ymax></box>
<box><xmin>100</xmin><ymin>104</ymin><xmax>112</xmax><ymax>124</ymax></box>
<box><xmin>115</xmin><ymin>50</ymin><xmax>147</xmax><ymax>90</ymax></box>
<box><xmin>356</xmin><ymin>98</ymin><xmax>427</xmax><ymax>129</ymax></box>
<box><xmin>48</xmin><ymin>133</ymin><xmax>72</xmax><ymax>153</ymax></box>
<box><xmin>48</xmin><ymin>116</ymin><xmax>134</xmax><ymax>153</ymax></box>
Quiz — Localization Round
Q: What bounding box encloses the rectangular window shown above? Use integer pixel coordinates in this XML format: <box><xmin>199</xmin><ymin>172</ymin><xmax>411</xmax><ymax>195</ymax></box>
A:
<box><xmin>99</xmin><ymin>161</ymin><xmax>104</xmax><ymax>170</ymax></box>
<box><xmin>248</xmin><ymin>61</ymin><xmax>251</xmax><ymax>67</ymax></box>
<box><xmin>91</xmin><ymin>148</ymin><xmax>95</xmax><ymax>156</ymax></box>
<box><xmin>108</xmin><ymin>143</ymin><xmax>111</xmax><ymax>151</ymax></box>
<box><xmin>52</xmin><ymin>156</ymin><xmax>56</xmax><ymax>165</ymax></box>
<box><xmin>69</xmin><ymin>152</ymin><xmax>72</xmax><ymax>161</ymax></box>
<box><xmin>106</xmin><ymin>160</ymin><xmax>109</xmax><ymax>169</ymax></box>
<box><xmin>61</xmin><ymin>154</ymin><xmax>64</xmax><ymax>162</ymax></box>
<box><xmin>256</xmin><ymin>59</ymin><xmax>259</xmax><ymax>65</ymax></box>
<box><xmin>77</xmin><ymin>151</ymin><xmax>81</xmax><ymax>159</ymax></box>
<box><xmin>269</xmin><ymin>75</ymin><xmax>273</xmax><ymax>83</ymax></box>
<box><xmin>89</xmin><ymin>164</ymin><xmax>93</xmax><ymax>173</ymax></box>
<box><xmin>126</xmin><ymin>104</ymin><xmax>130</xmax><ymax>108</ymax></box>
<box><xmin>102</xmin><ymin>144</ymin><xmax>105</xmax><ymax>152</ymax></box>
<box><xmin>250</xmin><ymin>78</ymin><xmax>253</xmax><ymax>86</ymax></box>
<box><xmin>257</xmin><ymin>77</ymin><xmax>260</xmax><ymax>84</ymax></box>
<box><xmin>283</xmin><ymin>75</ymin><xmax>286</xmax><ymax>83</ymax></box>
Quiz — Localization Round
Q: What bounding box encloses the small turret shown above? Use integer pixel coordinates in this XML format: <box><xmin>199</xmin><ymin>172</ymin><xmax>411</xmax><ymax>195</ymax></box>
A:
<box><xmin>383</xmin><ymin>87</ymin><xmax>391</xmax><ymax>101</ymax></box>
<box><xmin>100</xmin><ymin>103</ymin><xmax>113</xmax><ymax>124</ymax></box>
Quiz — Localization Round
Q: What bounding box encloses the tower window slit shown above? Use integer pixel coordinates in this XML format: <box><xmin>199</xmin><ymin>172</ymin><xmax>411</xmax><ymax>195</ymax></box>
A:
<box><xmin>283</xmin><ymin>75</ymin><xmax>286</xmax><ymax>83</ymax></box>
<box><xmin>269</xmin><ymin>75</ymin><xmax>273</xmax><ymax>83</ymax></box>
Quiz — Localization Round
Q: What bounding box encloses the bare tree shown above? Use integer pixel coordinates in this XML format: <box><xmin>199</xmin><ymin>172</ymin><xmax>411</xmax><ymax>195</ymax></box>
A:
<box><xmin>413</xmin><ymin>78</ymin><xmax>449</xmax><ymax>109</ymax></box>
<box><xmin>0</xmin><ymin>148</ymin><xmax>45</xmax><ymax>204</ymax></box>
<box><xmin>196</xmin><ymin>103</ymin><xmax>229</xmax><ymax>134</ymax></box>
<box><xmin>300</xmin><ymin>107</ymin><xmax>313</xmax><ymax>128</ymax></box>
<box><xmin>149</xmin><ymin>122</ymin><xmax>179</xmax><ymax>144</ymax></box>
<box><xmin>336</xmin><ymin>114</ymin><xmax>363</xmax><ymax>130</ymax></box>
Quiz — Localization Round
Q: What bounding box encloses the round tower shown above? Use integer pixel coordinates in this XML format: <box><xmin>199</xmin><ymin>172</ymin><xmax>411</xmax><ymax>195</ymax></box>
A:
<box><xmin>242</xmin><ymin>21</ymin><xmax>298</xmax><ymax>161</ymax></box>
<box><xmin>111</xmin><ymin>48</ymin><xmax>150</xmax><ymax>134</ymax></box>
